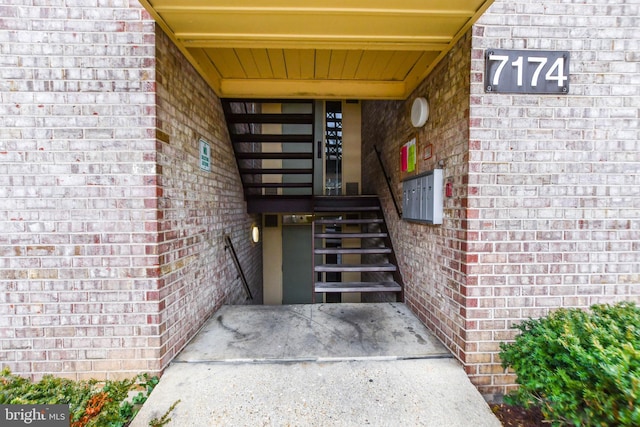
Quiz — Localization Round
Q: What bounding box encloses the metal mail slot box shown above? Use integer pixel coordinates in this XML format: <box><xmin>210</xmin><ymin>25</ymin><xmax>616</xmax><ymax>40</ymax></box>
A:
<box><xmin>402</xmin><ymin>169</ymin><xmax>443</xmax><ymax>224</ymax></box>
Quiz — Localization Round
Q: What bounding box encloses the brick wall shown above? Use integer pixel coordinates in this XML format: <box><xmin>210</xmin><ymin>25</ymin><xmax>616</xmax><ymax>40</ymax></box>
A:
<box><xmin>0</xmin><ymin>1</ymin><xmax>261</xmax><ymax>380</ymax></box>
<box><xmin>362</xmin><ymin>30</ymin><xmax>474</xmax><ymax>363</ymax></box>
<box><xmin>363</xmin><ymin>0</ymin><xmax>640</xmax><ymax>400</ymax></box>
<box><xmin>0</xmin><ymin>1</ymin><xmax>158</xmax><ymax>380</ymax></box>
<box><xmin>468</xmin><ymin>0</ymin><xmax>640</xmax><ymax>399</ymax></box>
<box><xmin>154</xmin><ymin>26</ymin><xmax>262</xmax><ymax>369</ymax></box>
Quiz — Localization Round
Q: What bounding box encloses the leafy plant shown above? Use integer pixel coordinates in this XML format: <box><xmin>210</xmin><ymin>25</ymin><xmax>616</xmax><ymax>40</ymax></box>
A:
<box><xmin>149</xmin><ymin>399</ymin><xmax>180</xmax><ymax>427</ymax></box>
<box><xmin>119</xmin><ymin>399</ymin><xmax>136</xmax><ymax>422</ymax></box>
<box><xmin>499</xmin><ymin>301</ymin><xmax>640</xmax><ymax>426</ymax></box>
<box><xmin>0</xmin><ymin>368</ymin><xmax>161</xmax><ymax>427</ymax></box>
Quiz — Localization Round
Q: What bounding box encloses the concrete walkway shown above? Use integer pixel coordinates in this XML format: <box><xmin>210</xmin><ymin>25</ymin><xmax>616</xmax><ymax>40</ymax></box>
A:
<box><xmin>131</xmin><ymin>303</ymin><xmax>501</xmax><ymax>427</ymax></box>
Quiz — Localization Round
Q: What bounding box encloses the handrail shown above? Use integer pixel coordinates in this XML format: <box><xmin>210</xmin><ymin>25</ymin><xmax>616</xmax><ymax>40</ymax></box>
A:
<box><xmin>374</xmin><ymin>145</ymin><xmax>402</xmax><ymax>217</ymax></box>
<box><xmin>377</xmin><ymin>198</ymin><xmax>405</xmax><ymax>302</ymax></box>
<box><xmin>224</xmin><ymin>235</ymin><xmax>254</xmax><ymax>300</ymax></box>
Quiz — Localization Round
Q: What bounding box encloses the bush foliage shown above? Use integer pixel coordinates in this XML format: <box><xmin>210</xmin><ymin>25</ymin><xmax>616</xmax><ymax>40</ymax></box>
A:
<box><xmin>499</xmin><ymin>301</ymin><xmax>640</xmax><ymax>426</ymax></box>
<box><xmin>0</xmin><ymin>368</ymin><xmax>159</xmax><ymax>427</ymax></box>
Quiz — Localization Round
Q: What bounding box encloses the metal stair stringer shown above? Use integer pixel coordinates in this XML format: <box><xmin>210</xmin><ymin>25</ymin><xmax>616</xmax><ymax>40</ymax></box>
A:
<box><xmin>222</xmin><ymin>99</ymin><xmax>315</xmax><ymax>213</ymax></box>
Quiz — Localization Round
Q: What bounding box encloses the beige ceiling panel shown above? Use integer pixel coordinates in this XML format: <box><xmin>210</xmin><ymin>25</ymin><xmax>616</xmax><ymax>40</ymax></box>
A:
<box><xmin>365</xmin><ymin>51</ymin><xmax>396</xmax><ymax>81</ymax></box>
<box><xmin>403</xmin><ymin>51</ymin><xmax>444</xmax><ymax>91</ymax></box>
<box><xmin>140</xmin><ymin>0</ymin><xmax>495</xmax><ymax>99</ymax></box>
<box><xmin>299</xmin><ymin>50</ymin><xmax>316</xmax><ymax>80</ymax></box>
<box><xmin>235</xmin><ymin>49</ymin><xmax>261</xmax><ymax>79</ymax></box>
<box><xmin>379</xmin><ymin>51</ymin><xmax>413</xmax><ymax>81</ymax></box>
<box><xmin>353</xmin><ymin>51</ymin><xmax>380</xmax><ymax>81</ymax></box>
<box><xmin>390</xmin><ymin>51</ymin><xmax>425</xmax><ymax>81</ymax></box>
<box><xmin>314</xmin><ymin>50</ymin><xmax>332</xmax><ymax>80</ymax></box>
<box><xmin>267</xmin><ymin>49</ymin><xmax>287</xmax><ymax>79</ymax></box>
<box><xmin>250</xmin><ymin>49</ymin><xmax>274</xmax><ymax>79</ymax></box>
<box><xmin>204</xmin><ymin>48</ymin><xmax>246</xmax><ymax>79</ymax></box>
<box><xmin>283</xmin><ymin>50</ymin><xmax>302</xmax><ymax>80</ymax></box>
<box><xmin>342</xmin><ymin>51</ymin><xmax>364</xmax><ymax>80</ymax></box>
<box><xmin>328</xmin><ymin>51</ymin><xmax>348</xmax><ymax>80</ymax></box>
<box><xmin>188</xmin><ymin>48</ymin><xmax>223</xmax><ymax>92</ymax></box>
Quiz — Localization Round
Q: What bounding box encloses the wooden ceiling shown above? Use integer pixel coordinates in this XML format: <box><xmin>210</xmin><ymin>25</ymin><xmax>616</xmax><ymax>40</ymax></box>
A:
<box><xmin>139</xmin><ymin>0</ymin><xmax>495</xmax><ymax>100</ymax></box>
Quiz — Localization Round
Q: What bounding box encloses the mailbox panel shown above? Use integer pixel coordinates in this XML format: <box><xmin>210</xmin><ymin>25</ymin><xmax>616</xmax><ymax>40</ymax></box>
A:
<box><xmin>401</xmin><ymin>169</ymin><xmax>443</xmax><ymax>224</ymax></box>
<box><xmin>402</xmin><ymin>184</ymin><xmax>409</xmax><ymax>217</ymax></box>
<box><xmin>411</xmin><ymin>178</ymin><xmax>420</xmax><ymax>219</ymax></box>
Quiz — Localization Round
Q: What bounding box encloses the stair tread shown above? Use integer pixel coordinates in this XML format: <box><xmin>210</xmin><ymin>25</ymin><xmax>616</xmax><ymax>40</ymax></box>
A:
<box><xmin>236</xmin><ymin>152</ymin><xmax>313</xmax><ymax>160</ymax></box>
<box><xmin>243</xmin><ymin>182</ymin><xmax>312</xmax><ymax>188</ymax></box>
<box><xmin>315</xmin><ymin>263</ymin><xmax>397</xmax><ymax>272</ymax></box>
<box><xmin>314</xmin><ymin>247</ymin><xmax>391</xmax><ymax>254</ymax></box>
<box><xmin>314</xmin><ymin>281</ymin><xmax>402</xmax><ymax>293</ymax></box>
<box><xmin>240</xmin><ymin>168</ymin><xmax>313</xmax><ymax>175</ymax></box>
<box><xmin>226</xmin><ymin>113</ymin><xmax>313</xmax><ymax>125</ymax></box>
<box><xmin>313</xmin><ymin>195</ymin><xmax>380</xmax><ymax>201</ymax></box>
<box><xmin>313</xmin><ymin>206</ymin><xmax>380</xmax><ymax>212</ymax></box>
<box><xmin>314</xmin><ymin>218</ymin><xmax>383</xmax><ymax>225</ymax></box>
<box><xmin>314</xmin><ymin>232</ymin><xmax>387</xmax><ymax>238</ymax></box>
<box><xmin>231</xmin><ymin>134</ymin><xmax>314</xmax><ymax>143</ymax></box>
<box><xmin>313</xmin><ymin>196</ymin><xmax>381</xmax><ymax>209</ymax></box>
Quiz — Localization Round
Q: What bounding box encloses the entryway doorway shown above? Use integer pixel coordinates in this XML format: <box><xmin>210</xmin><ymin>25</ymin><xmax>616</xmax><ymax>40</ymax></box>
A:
<box><xmin>261</xmin><ymin>100</ymin><xmax>364</xmax><ymax>305</ymax></box>
<box><xmin>282</xmin><ymin>220</ymin><xmax>313</xmax><ymax>304</ymax></box>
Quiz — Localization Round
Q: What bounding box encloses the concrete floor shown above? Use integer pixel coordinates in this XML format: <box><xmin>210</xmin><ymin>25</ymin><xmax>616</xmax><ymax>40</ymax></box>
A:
<box><xmin>131</xmin><ymin>303</ymin><xmax>501</xmax><ymax>427</ymax></box>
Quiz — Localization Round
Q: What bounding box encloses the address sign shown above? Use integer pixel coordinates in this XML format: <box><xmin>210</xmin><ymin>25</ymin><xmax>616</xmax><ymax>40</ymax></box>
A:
<box><xmin>485</xmin><ymin>49</ymin><xmax>570</xmax><ymax>94</ymax></box>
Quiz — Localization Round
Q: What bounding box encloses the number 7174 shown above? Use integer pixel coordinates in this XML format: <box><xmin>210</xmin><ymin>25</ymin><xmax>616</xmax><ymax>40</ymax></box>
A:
<box><xmin>489</xmin><ymin>54</ymin><xmax>568</xmax><ymax>87</ymax></box>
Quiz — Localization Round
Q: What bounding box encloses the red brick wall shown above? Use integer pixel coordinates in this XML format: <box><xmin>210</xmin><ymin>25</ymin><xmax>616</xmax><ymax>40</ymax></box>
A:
<box><xmin>154</xmin><ymin>27</ymin><xmax>262</xmax><ymax>369</ymax></box>
<box><xmin>0</xmin><ymin>2</ymin><xmax>158</xmax><ymax>380</ymax></box>
<box><xmin>468</xmin><ymin>0</ymin><xmax>640</xmax><ymax>399</ymax></box>
<box><xmin>362</xmin><ymin>31</ymin><xmax>474</xmax><ymax>364</ymax></box>
<box><xmin>363</xmin><ymin>0</ymin><xmax>640</xmax><ymax>400</ymax></box>
<box><xmin>0</xmin><ymin>2</ymin><xmax>262</xmax><ymax>380</ymax></box>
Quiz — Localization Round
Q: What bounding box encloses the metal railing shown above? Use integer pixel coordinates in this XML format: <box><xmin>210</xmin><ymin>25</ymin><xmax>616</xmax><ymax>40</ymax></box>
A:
<box><xmin>224</xmin><ymin>235</ymin><xmax>254</xmax><ymax>301</ymax></box>
<box><xmin>374</xmin><ymin>145</ymin><xmax>402</xmax><ymax>218</ymax></box>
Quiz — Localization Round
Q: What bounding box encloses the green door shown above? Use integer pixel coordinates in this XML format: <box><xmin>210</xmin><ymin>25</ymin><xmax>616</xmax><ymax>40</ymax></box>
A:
<box><xmin>282</xmin><ymin>224</ymin><xmax>313</xmax><ymax>304</ymax></box>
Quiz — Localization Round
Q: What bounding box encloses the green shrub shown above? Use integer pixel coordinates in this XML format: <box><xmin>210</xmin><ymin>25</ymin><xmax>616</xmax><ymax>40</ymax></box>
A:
<box><xmin>499</xmin><ymin>301</ymin><xmax>640</xmax><ymax>426</ymax></box>
<box><xmin>0</xmin><ymin>368</ymin><xmax>159</xmax><ymax>427</ymax></box>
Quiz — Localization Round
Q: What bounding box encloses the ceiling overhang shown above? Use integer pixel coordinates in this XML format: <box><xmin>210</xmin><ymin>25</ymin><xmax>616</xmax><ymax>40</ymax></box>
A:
<box><xmin>139</xmin><ymin>0</ymin><xmax>495</xmax><ymax>100</ymax></box>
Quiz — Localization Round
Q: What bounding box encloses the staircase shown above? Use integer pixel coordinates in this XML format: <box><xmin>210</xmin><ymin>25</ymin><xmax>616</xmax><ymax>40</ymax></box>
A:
<box><xmin>312</xmin><ymin>196</ymin><xmax>403</xmax><ymax>302</ymax></box>
<box><xmin>221</xmin><ymin>101</ymin><xmax>403</xmax><ymax>302</ymax></box>
<box><xmin>222</xmin><ymin>99</ymin><xmax>315</xmax><ymax>213</ymax></box>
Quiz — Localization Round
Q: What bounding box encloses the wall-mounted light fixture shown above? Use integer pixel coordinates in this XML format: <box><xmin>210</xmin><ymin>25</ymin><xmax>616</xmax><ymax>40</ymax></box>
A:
<box><xmin>410</xmin><ymin>97</ymin><xmax>429</xmax><ymax>128</ymax></box>
<box><xmin>251</xmin><ymin>225</ymin><xmax>260</xmax><ymax>244</ymax></box>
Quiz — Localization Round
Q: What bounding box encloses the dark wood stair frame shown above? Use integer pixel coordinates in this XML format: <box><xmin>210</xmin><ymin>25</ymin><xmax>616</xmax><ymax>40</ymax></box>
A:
<box><xmin>311</xmin><ymin>196</ymin><xmax>404</xmax><ymax>303</ymax></box>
